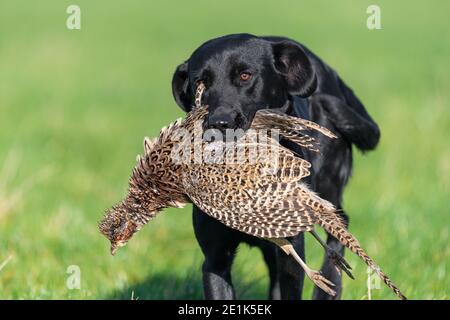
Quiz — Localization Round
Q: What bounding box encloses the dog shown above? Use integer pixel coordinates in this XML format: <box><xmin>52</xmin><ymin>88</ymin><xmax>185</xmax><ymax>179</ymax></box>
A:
<box><xmin>171</xmin><ymin>33</ymin><xmax>380</xmax><ymax>299</ymax></box>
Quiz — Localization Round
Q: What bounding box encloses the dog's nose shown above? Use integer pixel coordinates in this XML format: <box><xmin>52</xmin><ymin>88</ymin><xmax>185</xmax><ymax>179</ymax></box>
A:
<box><xmin>209</xmin><ymin>120</ymin><xmax>230</xmax><ymax>130</ymax></box>
<box><xmin>207</xmin><ymin>112</ymin><xmax>236</xmax><ymax>130</ymax></box>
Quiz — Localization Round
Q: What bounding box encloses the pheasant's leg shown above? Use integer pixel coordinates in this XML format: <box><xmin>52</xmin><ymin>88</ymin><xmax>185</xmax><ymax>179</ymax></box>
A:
<box><xmin>310</xmin><ymin>230</ymin><xmax>354</xmax><ymax>279</ymax></box>
<box><xmin>277</xmin><ymin>234</ymin><xmax>306</xmax><ymax>299</ymax></box>
<box><xmin>268</xmin><ymin>238</ymin><xmax>336</xmax><ymax>297</ymax></box>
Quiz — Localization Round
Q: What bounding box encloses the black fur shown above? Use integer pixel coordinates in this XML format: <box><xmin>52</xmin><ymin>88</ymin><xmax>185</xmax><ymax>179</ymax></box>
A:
<box><xmin>171</xmin><ymin>33</ymin><xmax>380</xmax><ymax>300</ymax></box>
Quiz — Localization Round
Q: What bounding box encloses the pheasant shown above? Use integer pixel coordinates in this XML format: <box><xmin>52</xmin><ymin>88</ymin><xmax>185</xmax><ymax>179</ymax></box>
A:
<box><xmin>99</xmin><ymin>84</ymin><xmax>406</xmax><ymax>300</ymax></box>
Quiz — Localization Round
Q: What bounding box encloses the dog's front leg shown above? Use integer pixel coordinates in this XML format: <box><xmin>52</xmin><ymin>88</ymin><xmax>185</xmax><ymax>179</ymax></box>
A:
<box><xmin>193</xmin><ymin>206</ymin><xmax>240</xmax><ymax>300</ymax></box>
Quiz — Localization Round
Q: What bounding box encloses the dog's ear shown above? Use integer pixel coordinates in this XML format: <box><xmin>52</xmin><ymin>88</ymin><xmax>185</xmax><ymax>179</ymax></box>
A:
<box><xmin>271</xmin><ymin>41</ymin><xmax>317</xmax><ymax>97</ymax></box>
<box><xmin>171</xmin><ymin>61</ymin><xmax>192</xmax><ymax>112</ymax></box>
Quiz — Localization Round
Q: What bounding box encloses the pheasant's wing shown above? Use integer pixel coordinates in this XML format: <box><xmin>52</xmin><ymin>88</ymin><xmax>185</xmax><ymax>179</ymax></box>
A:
<box><xmin>251</xmin><ymin>109</ymin><xmax>337</xmax><ymax>152</ymax></box>
<box><xmin>200</xmin><ymin>141</ymin><xmax>312</xmax><ymax>183</ymax></box>
<box><xmin>238</xmin><ymin>181</ymin><xmax>318</xmax><ymax>238</ymax></box>
<box><xmin>252</xmin><ymin>109</ymin><xmax>337</xmax><ymax>138</ymax></box>
<box><xmin>183</xmin><ymin>149</ymin><xmax>318</xmax><ymax>238</ymax></box>
<box><xmin>183</xmin><ymin>167</ymin><xmax>317</xmax><ymax>238</ymax></box>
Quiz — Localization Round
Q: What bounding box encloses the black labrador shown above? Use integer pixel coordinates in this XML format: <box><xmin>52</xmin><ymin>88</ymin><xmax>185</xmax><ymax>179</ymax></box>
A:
<box><xmin>171</xmin><ymin>33</ymin><xmax>380</xmax><ymax>300</ymax></box>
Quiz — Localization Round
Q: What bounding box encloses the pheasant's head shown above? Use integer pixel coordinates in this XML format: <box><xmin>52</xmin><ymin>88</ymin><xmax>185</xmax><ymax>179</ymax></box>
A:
<box><xmin>99</xmin><ymin>183</ymin><xmax>174</xmax><ymax>255</ymax></box>
<box><xmin>98</xmin><ymin>200</ymin><xmax>154</xmax><ymax>255</ymax></box>
<box><xmin>99</xmin><ymin>135</ymin><xmax>188</xmax><ymax>255</ymax></box>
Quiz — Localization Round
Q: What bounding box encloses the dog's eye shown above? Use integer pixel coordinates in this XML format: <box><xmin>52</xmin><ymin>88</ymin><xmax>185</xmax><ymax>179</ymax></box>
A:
<box><xmin>239</xmin><ymin>72</ymin><xmax>252</xmax><ymax>82</ymax></box>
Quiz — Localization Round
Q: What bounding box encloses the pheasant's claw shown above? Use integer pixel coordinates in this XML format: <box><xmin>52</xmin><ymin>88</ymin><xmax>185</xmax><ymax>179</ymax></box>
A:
<box><xmin>328</xmin><ymin>250</ymin><xmax>354</xmax><ymax>279</ymax></box>
<box><xmin>309</xmin><ymin>271</ymin><xmax>336</xmax><ymax>296</ymax></box>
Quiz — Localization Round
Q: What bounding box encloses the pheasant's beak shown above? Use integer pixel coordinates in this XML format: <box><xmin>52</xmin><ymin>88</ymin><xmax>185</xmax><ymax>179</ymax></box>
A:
<box><xmin>110</xmin><ymin>241</ymin><xmax>126</xmax><ymax>255</ymax></box>
<box><xmin>110</xmin><ymin>243</ymin><xmax>118</xmax><ymax>256</ymax></box>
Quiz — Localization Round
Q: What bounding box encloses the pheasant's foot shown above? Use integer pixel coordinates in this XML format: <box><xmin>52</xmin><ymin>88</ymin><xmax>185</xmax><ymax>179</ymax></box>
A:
<box><xmin>310</xmin><ymin>230</ymin><xmax>354</xmax><ymax>279</ymax></box>
<box><xmin>267</xmin><ymin>237</ymin><xmax>336</xmax><ymax>297</ymax></box>
<box><xmin>327</xmin><ymin>249</ymin><xmax>354</xmax><ymax>279</ymax></box>
<box><xmin>306</xmin><ymin>269</ymin><xmax>336</xmax><ymax>297</ymax></box>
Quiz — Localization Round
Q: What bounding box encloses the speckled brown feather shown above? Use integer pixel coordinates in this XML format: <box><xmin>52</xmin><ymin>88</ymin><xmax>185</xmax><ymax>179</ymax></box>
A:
<box><xmin>318</xmin><ymin>217</ymin><xmax>407</xmax><ymax>300</ymax></box>
<box><xmin>100</xmin><ymin>87</ymin><xmax>406</xmax><ymax>299</ymax></box>
<box><xmin>180</xmin><ymin>119</ymin><xmax>405</xmax><ymax>299</ymax></box>
<box><xmin>251</xmin><ymin>109</ymin><xmax>337</xmax><ymax>152</ymax></box>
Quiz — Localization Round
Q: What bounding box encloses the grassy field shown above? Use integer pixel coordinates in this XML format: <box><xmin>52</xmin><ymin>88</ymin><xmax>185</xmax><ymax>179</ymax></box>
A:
<box><xmin>0</xmin><ymin>0</ymin><xmax>448</xmax><ymax>299</ymax></box>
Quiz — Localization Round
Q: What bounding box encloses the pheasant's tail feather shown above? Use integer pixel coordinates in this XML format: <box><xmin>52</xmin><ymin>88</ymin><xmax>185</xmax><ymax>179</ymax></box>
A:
<box><xmin>318</xmin><ymin>217</ymin><xmax>407</xmax><ymax>300</ymax></box>
<box><xmin>299</xmin><ymin>184</ymin><xmax>338</xmax><ymax>218</ymax></box>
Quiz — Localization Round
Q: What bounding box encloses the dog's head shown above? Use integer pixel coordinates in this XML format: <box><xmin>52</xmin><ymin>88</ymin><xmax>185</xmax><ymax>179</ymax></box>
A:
<box><xmin>172</xmin><ymin>34</ymin><xmax>316</xmax><ymax>131</ymax></box>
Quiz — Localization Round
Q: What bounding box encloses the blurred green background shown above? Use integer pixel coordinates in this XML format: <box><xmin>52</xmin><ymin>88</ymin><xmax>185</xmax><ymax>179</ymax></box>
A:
<box><xmin>0</xmin><ymin>0</ymin><xmax>448</xmax><ymax>299</ymax></box>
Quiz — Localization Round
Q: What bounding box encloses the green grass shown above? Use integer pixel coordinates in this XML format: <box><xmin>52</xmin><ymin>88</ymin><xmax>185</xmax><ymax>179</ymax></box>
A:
<box><xmin>0</xmin><ymin>0</ymin><xmax>448</xmax><ymax>300</ymax></box>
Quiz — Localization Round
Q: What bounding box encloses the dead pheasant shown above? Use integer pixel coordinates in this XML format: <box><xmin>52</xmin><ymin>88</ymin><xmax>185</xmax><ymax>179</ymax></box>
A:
<box><xmin>99</xmin><ymin>85</ymin><xmax>406</xmax><ymax>300</ymax></box>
